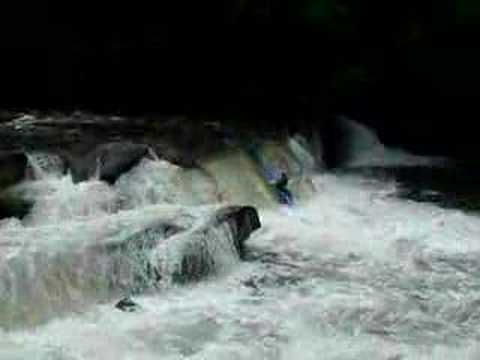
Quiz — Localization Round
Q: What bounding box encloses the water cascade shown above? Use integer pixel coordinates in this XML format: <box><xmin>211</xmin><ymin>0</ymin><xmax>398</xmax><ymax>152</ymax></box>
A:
<box><xmin>0</xmin><ymin>126</ymin><xmax>479</xmax><ymax>359</ymax></box>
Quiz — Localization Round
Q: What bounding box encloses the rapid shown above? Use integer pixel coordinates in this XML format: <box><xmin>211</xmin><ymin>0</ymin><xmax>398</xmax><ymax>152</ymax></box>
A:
<box><xmin>0</xmin><ymin>119</ymin><xmax>479</xmax><ymax>360</ymax></box>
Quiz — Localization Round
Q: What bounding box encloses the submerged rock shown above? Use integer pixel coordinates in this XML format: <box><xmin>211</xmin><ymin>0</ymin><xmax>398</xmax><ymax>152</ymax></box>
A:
<box><xmin>115</xmin><ymin>297</ymin><xmax>140</xmax><ymax>312</ymax></box>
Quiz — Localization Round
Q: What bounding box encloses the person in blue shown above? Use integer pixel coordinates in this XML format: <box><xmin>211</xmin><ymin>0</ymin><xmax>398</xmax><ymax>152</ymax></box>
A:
<box><xmin>245</xmin><ymin>142</ymin><xmax>294</xmax><ymax>206</ymax></box>
<box><xmin>274</xmin><ymin>171</ymin><xmax>294</xmax><ymax>206</ymax></box>
<box><xmin>264</xmin><ymin>166</ymin><xmax>294</xmax><ymax>206</ymax></box>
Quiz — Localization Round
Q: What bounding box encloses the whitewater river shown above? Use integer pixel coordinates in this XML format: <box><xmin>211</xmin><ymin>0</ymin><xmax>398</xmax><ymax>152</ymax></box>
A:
<box><xmin>1</xmin><ymin>124</ymin><xmax>480</xmax><ymax>359</ymax></box>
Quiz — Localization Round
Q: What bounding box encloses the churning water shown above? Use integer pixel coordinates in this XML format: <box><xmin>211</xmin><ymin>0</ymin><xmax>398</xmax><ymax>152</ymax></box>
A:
<box><xmin>1</xmin><ymin>122</ymin><xmax>479</xmax><ymax>359</ymax></box>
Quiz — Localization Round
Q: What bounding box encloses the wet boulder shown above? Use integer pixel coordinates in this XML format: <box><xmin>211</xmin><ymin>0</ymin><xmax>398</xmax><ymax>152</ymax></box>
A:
<box><xmin>214</xmin><ymin>206</ymin><xmax>261</xmax><ymax>257</ymax></box>
<box><xmin>0</xmin><ymin>205</ymin><xmax>260</xmax><ymax>329</ymax></box>
<box><xmin>112</xmin><ymin>206</ymin><xmax>261</xmax><ymax>286</ymax></box>
<box><xmin>0</xmin><ymin>190</ymin><xmax>33</xmax><ymax>220</ymax></box>
<box><xmin>114</xmin><ymin>208</ymin><xmax>256</xmax><ymax>312</ymax></box>
<box><xmin>0</xmin><ymin>151</ymin><xmax>27</xmax><ymax>189</ymax></box>
<box><xmin>0</xmin><ymin>151</ymin><xmax>31</xmax><ymax>219</ymax></box>
<box><xmin>155</xmin><ymin>205</ymin><xmax>261</xmax><ymax>283</ymax></box>
<box><xmin>66</xmin><ymin>142</ymin><xmax>149</xmax><ymax>184</ymax></box>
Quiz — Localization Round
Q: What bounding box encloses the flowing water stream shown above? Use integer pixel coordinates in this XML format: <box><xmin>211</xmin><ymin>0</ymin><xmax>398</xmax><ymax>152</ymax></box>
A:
<box><xmin>0</xmin><ymin>120</ymin><xmax>479</xmax><ymax>359</ymax></box>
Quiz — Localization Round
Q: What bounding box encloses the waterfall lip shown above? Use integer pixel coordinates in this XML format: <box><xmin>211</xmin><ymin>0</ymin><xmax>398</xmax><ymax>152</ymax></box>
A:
<box><xmin>25</xmin><ymin>151</ymin><xmax>66</xmax><ymax>180</ymax></box>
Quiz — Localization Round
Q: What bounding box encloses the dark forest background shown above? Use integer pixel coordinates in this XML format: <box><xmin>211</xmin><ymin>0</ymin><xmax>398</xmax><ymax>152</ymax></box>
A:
<box><xmin>2</xmin><ymin>1</ymin><xmax>480</xmax><ymax>159</ymax></box>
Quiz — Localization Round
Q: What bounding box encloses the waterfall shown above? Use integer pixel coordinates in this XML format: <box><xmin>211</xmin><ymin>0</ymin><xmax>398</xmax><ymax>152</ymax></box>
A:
<box><xmin>147</xmin><ymin>146</ymin><xmax>161</xmax><ymax>162</ymax></box>
<box><xmin>287</xmin><ymin>135</ymin><xmax>317</xmax><ymax>175</ymax></box>
<box><xmin>93</xmin><ymin>156</ymin><xmax>102</xmax><ymax>181</ymax></box>
<box><xmin>22</xmin><ymin>178</ymin><xmax>118</xmax><ymax>226</ymax></box>
<box><xmin>25</xmin><ymin>152</ymin><xmax>65</xmax><ymax>180</ymax></box>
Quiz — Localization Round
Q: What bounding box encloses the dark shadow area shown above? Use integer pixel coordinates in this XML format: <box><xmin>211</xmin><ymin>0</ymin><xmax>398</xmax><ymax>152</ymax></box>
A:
<box><xmin>2</xmin><ymin>1</ymin><xmax>480</xmax><ymax>160</ymax></box>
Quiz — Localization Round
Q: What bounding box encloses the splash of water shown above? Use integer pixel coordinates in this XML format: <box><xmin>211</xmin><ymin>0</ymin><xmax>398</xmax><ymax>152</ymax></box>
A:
<box><xmin>115</xmin><ymin>158</ymin><xmax>218</xmax><ymax>208</ymax></box>
<box><xmin>147</xmin><ymin>146</ymin><xmax>161</xmax><ymax>162</ymax></box>
<box><xmin>25</xmin><ymin>152</ymin><xmax>65</xmax><ymax>180</ymax></box>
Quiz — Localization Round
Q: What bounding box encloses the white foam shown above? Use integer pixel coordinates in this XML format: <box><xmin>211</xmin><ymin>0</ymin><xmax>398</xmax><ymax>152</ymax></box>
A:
<box><xmin>26</xmin><ymin>152</ymin><xmax>65</xmax><ymax>180</ymax></box>
<box><xmin>2</xmin><ymin>171</ymin><xmax>480</xmax><ymax>358</ymax></box>
<box><xmin>115</xmin><ymin>158</ymin><xmax>218</xmax><ymax>208</ymax></box>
